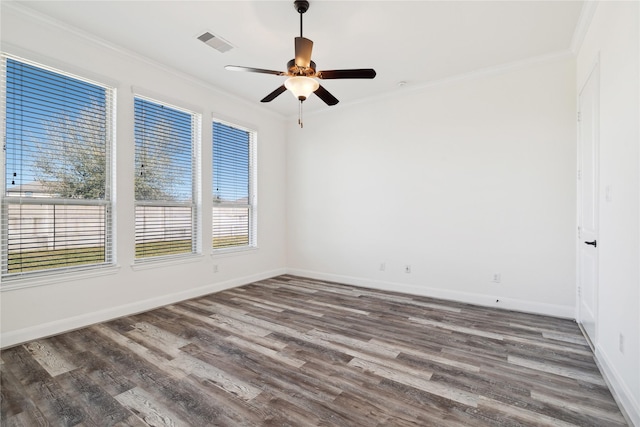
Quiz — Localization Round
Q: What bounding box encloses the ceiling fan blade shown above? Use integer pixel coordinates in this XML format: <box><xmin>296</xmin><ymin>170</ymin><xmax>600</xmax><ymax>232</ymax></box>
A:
<box><xmin>314</xmin><ymin>85</ymin><xmax>339</xmax><ymax>106</ymax></box>
<box><xmin>225</xmin><ymin>65</ymin><xmax>286</xmax><ymax>76</ymax></box>
<box><xmin>294</xmin><ymin>37</ymin><xmax>313</xmax><ymax>68</ymax></box>
<box><xmin>317</xmin><ymin>69</ymin><xmax>377</xmax><ymax>79</ymax></box>
<box><xmin>261</xmin><ymin>85</ymin><xmax>288</xmax><ymax>103</ymax></box>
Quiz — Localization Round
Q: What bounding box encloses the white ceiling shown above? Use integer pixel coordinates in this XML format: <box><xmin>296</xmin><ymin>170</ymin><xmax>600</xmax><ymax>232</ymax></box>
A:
<box><xmin>9</xmin><ymin>0</ymin><xmax>584</xmax><ymax>117</ymax></box>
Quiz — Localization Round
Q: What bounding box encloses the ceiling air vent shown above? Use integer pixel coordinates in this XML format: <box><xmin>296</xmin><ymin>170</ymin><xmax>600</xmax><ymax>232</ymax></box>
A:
<box><xmin>197</xmin><ymin>32</ymin><xmax>234</xmax><ymax>53</ymax></box>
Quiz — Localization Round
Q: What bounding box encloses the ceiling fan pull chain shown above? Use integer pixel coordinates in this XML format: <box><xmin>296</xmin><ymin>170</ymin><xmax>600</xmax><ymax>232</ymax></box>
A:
<box><xmin>298</xmin><ymin>100</ymin><xmax>304</xmax><ymax>128</ymax></box>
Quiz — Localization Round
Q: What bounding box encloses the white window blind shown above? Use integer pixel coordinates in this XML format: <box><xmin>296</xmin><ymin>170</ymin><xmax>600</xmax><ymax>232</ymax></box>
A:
<box><xmin>1</xmin><ymin>55</ymin><xmax>114</xmax><ymax>279</ymax></box>
<box><xmin>212</xmin><ymin>120</ymin><xmax>256</xmax><ymax>250</ymax></box>
<box><xmin>134</xmin><ymin>96</ymin><xmax>199</xmax><ymax>259</ymax></box>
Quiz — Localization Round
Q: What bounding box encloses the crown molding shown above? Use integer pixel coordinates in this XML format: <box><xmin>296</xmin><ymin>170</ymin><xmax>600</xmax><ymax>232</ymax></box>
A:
<box><xmin>299</xmin><ymin>49</ymin><xmax>575</xmax><ymax>121</ymax></box>
<box><xmin>1</xmin><ymin>1</ymin><xmax>286</xmax><ymax>121</ymax></box>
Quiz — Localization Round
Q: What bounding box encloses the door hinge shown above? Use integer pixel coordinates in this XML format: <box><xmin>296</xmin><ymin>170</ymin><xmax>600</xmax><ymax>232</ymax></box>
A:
<box><xmin>578</xmin><ymin>226</ymin><xmax>581</xmax><ymax>239</ymax></box>
<box><xmin>577</xmin><ymin>111</ymin><xmax>581</xmax><ymax>122</ymax></box>
<box><xmin>577</xmin><ymin>170</ymin><xmax>582</xmax><ymax>180</ymax></box>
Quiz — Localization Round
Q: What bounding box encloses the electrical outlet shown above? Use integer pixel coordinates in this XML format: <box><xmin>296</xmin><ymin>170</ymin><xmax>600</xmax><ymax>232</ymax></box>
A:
<box><xmin>605</xmin><ymin>185</ymin><xmax>613</xmax><ymax>202</ymax></box>
<box><xmin>213</xmin><ymin>264</ymin><xmax>218</xmax><ymax>273</ymax></box>
<box><xmin>379</xmin><ymin>262</ymin><xmax>386</xmax><ymax>271</ymax></box>
<box><xmin>405</xmin><ymin>265</ymin><xmax>411</xmax><ymax>274</ymax></box>
<box><xmin>619</xmin><ymin>333</ymin><xmax>624</xmax><ymax>353</ymax></box>
<box><xmin>492</xmin><ymin>273</ymin><xmax>501</xmax><ymax>283</ymax></box>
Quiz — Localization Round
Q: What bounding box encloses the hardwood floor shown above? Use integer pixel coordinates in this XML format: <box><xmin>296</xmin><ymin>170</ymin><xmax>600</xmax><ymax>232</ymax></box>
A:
<box><xmin>1</xmin><ymin>275</ymin><xmax>628</xmax><ymax>426</ymax></box>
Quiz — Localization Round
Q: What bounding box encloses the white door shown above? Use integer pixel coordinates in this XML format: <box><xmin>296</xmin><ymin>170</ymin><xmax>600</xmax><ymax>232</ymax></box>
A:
<box><xmin>577</xmin><ymin>62</ymin><xmax>599</xmax><ymax>347</ymax></box>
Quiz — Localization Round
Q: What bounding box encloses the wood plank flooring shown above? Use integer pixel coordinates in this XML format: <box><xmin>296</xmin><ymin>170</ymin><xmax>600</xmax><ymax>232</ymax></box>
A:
<box><xmin>1</xmin><ymin>275</ymin><xmax>628</xmax><ymax>426</ymax></box>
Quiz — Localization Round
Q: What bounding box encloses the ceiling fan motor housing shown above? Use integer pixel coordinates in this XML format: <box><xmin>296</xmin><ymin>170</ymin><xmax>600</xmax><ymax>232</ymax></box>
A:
<box><xmin>287</xmin><ymin>59</ymin><xmax>316</xmax><ymax>76</ymax></box>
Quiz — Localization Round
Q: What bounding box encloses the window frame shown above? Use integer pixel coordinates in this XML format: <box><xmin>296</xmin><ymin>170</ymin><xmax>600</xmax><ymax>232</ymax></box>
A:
<box><xmin>0</xmin><ymin>54</ymin><xmax>116</xmax><ymax>283</ymax></box>
<box><xmin>133</xmin><ymin>94</ymin><xmax>202</xmax><ymax>262</ymax></box>
<box><xmin>212</xmin><ymin>118</ymin><xmax>257</xmax><ymax>253</ymax></box>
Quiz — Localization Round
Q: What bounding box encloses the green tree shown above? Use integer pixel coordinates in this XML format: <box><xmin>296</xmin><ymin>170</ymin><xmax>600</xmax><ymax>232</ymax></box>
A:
<box><xmin>134</xmin><ymin>118</ymin><xmax>182</xmax><ymax>201</ymax></box>
<box><xmin>34</xmin><ymin>104</ymin><xmax>108</xmax><ymax>199</ymax></box>
<box><xmin>33</xmin><ymin>104</ymin><xmax>175</xmax><ymax>200</ymax></box>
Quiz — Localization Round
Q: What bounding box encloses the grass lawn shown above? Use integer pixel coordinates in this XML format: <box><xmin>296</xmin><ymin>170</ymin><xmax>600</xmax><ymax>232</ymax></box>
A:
<box><xmin>7</xmin><ymin>246</ymin><xmax>105</xmax><ymax>273</ymax></box>
<box><xmin>213</xmin><ymin>235</ymin><xmax>249</xmax><ymax>249</ymax></box>
<box><xmin>135</xmin><ymin>239</ymin><xmax>193</xmax><ymax>259</ymax></box>
<box><xmin>8</xmin><ymin>235</ymin><xmax>250</xmax><ymax>274</ymax></box>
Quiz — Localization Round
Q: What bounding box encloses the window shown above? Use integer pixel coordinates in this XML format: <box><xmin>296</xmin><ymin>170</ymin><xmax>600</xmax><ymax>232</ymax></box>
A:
<box><xmin>1</xmin><ymin>55</ymin><xmax>114</xmax><ymax>279</ymax></box>
<box><xmin>212</xmin><ymin>120</ymin><xmax>256</xmax><ymax>250</ymax></box>
<box><xmin>134</xmin><ymin>96</ymin><xmax>200</xmax><ymax>260</ymax></box>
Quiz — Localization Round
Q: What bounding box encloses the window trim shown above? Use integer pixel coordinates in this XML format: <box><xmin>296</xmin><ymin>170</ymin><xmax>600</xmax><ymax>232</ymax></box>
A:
<box><xmin>1</xmin><ymin>53</ymin><xmax>116</xmax><ymax>283</ymax></box>
<box><xmin>211</xmin><ymin>117</ymin><xmax>257</xmax><ymax>253</ymax></box>
<box><xmin>133</xmin><ymin>94</ymin><xmax>202</xmax><ymax>263</ymax></box>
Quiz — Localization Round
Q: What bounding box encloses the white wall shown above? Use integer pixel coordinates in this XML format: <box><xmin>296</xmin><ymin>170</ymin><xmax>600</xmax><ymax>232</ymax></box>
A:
<box><xmin>577</xmin><ymin>2</ymin><xmax>640</xmax><ymax>425</ymax></box>
<box><xmin>0</xmin><ymin>5</ymin><xmax>288</xmax><ymax>347</ymax></box>
<box><xmin>287</xmin><ymin>57</ymin><xmax>577</xmax><ymax>317</ymax></box>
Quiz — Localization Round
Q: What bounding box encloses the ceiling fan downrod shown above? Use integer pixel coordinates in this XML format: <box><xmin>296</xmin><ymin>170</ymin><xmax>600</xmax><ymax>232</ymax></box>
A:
<box><xmin>294</xmin><ymin>0</ymin><xmax>309</xmax><ymax>37</ymax></box>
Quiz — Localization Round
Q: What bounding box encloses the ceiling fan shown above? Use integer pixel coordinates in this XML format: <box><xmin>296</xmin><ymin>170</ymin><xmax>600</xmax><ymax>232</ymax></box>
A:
<box><xmin>225</xmin><ymin>0</ymin><xmax>376</xmax><ymax>127</ymax></box>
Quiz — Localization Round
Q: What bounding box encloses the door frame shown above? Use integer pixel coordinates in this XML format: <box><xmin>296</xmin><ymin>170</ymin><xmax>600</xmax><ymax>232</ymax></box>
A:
<box><xmin>576</xmin><ymin>54</ymin><xmax>600</xmax><ymax>349</ymax></box>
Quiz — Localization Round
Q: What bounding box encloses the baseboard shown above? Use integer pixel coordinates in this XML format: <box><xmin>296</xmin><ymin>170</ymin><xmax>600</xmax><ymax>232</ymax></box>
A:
<box><xmin>285</xmin><ymin>268</ymin><xmax>575</xmax><ymax>319</ymax></box>
<box><xmin>0</xmin><ymin>268</ymin><xmax>286</xmax><ymax>349</ymax></box>
<box><xmin>595</xmin><ymin>346</ymin><xmax>640</xmax><ymax>427</ymax></box>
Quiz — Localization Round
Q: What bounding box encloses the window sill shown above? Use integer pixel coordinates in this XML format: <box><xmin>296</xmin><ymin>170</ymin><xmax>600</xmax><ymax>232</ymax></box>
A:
<box><xmin>211</xmin><ymin>246</ymin><xmax>259</xmax><ymax>258</ymax></box>
<box><xmin>1</xmin><ymin>265</ymin><xmax>121</xmax><ymax>292</ymax></box>
<box><xmin>131</xmin><ymin>254</ymin><xmax>205</xmax><ymax>271</ymax></box>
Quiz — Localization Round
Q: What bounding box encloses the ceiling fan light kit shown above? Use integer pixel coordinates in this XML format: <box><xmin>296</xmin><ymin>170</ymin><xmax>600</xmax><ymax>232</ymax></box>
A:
<box><xmin>225</xmin><ymin>0</ymin><xmax>376</xmax><ymax>127</ymax></box>
<box><xmin>284</xmin><ymin>76</ymin><xmax>319</xmax><ymax>100</ymax></box>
